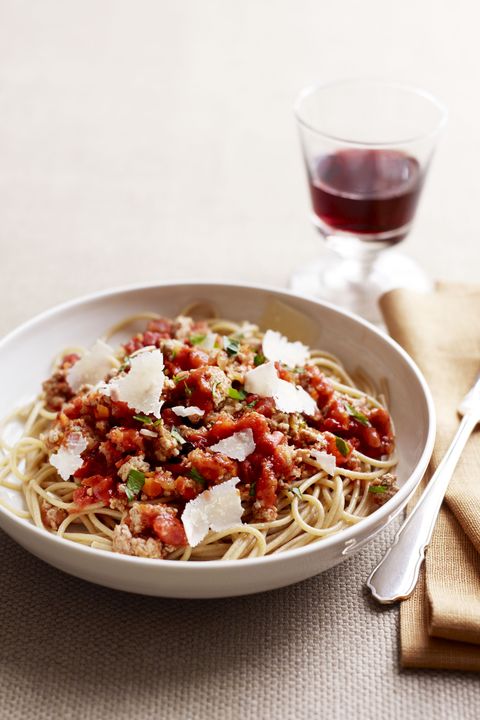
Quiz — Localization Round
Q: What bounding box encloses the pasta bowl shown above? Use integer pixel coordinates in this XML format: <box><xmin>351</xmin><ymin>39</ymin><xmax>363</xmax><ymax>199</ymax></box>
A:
<box><xmin>0</xmin><ymin>282</ymin><xmax>435</xmax><ymax>597</ymax></box>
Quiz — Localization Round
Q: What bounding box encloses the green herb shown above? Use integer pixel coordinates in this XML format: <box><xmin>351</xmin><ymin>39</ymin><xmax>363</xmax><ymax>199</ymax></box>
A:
<box><xmin>335</xmin><ymin>436</ymin><xmax>350</xmax><ymax>458</ymax></box>
<box><xmin>118</xmin><ymin>357</ymin><xmax>131</xmax><ymax>373</ymax></box>
<box><xmin>171</xmin><ymin>347</ymin><xmax>178</xmax><ymax>359</ymax></box>
<box><xmin>246</xmin><ymin>399</ymin><xmax>258</xmax><ymax>409</ymax></box>
<box><xmin>290</xmin><ymin>486</ymin><xmax>304</xmax><ymax>500</ymax></box>
<box><xmin>224</xmin><ymin>338</ymin><xmax>240</xmax><ymax>356</ymax></box>
<box><xmin>346</xmin><ymin>404</ymin><xmax>369</xmax><ymax>427</ymax></box>
<box><xmin>153</xmin><ymin>418</ymin><xmax>163</xmax><ymax>426</ymax></box>
<box><xmin>189</xmin><ymin>467</ymin><xmax>206</xmax><ymax>486</ymax></box>
<box><xmin>173</xmin><ymin>372</ymin><xmax>188</xmax><ymax>384</ymax></box>
<box><xmin>228</xmin><ymin>387</ymin><xmax>247</xmax><ymax>401</ymax></box>
<box><xmin>369</xmin><ymin>485</ymin><xmax>387</xmax><ymax>494</ymax></box>
<box><xmin>125</xmin><ymin>469</ymin><xmax>145</xmax><ymax>502</ymax></box>
<box><xmin>184</xmin><ymin>383</ymin><xmax>192</xmax><ymax>397</ymax></box>
<box><xmin>171</xmin><ymin>426</ymin><xmax>185</xmax><ymax>444</ymax></box>
<box><xmin>190</xmin><ymin>334</ymin><xmax>206</xmax><ymax>346</ymax></box>
<box><xmin>249</xmin><ymin>482</ymin><xmax>256</xmax><ymax>497</ymax></box>
<box><xmin>133</xmin><ymin>414</ymin><xmax>153</xmax><ymax>424</ymax></box>
<box><xmin>253</xmin><ymin>352</ymin><xmax>265</xmax><ymax>367</ymax></box>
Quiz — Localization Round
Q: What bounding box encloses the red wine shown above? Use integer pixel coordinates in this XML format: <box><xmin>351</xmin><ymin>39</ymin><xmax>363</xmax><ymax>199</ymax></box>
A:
<box><xmin>308</xmin><ymin>149</ymin><xmax>422</xmax><ymax>241</ymax></box>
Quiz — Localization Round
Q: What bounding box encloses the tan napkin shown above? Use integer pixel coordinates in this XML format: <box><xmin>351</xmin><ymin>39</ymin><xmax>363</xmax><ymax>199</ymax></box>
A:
<box><xmin>380</xmin><ymin>283</ymin><xmax>480</xmax><ymax>671</ymax></box>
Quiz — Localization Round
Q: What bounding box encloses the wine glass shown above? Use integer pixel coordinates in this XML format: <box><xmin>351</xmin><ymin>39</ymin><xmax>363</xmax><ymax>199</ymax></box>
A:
<box><xmin>292</xmin><ymin>79</ymin><xmax>447</xmax><ymax>324</ymax></box>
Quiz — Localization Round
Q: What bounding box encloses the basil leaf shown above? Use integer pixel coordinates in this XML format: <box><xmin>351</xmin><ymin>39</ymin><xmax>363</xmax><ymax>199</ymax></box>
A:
<box><xmin>246</xmin><ymin>399</ymin><xmax>258</xmax><ymax>409</ymax></box>
<box><xmin>133</xmin><ymin>414</ymin><xmax>153</xmax><ymax>424</ymax></box>
<box><xmin>228</xmin><ymin>387</ymin><xmax>247</xmax><ymax>401</ymax></box>
<box><xmin>153</xmin><ymin>418</ymin><xmax>163</xmax><ymax>426</ymax></box>
<box><xmin>369</xmin><ymin>485</ymin><xmax>387</xmax><ymax>494</ymax></box>
<box><xmin>253</xmin><ymin>352</ymin><xmax>265</xmax><ymax>367</ymax></box>
<box><xmin>346</xmin><ymin>404</ymin><xmax>369</xmax><ymax>427</ymax></box>
<box><xmin>171</xmin><ymin>426</ymin><xmax>185</xmax><ymax>444</ymax></box>
<box><xmin>335</xmin><ymin>436</ymin><xmax>350</xmax><ymax>457</ymax></box>
<box><xmin>224</xmin><ymin>338</ymin><xmax>240</xmax><ymax>356</ymax></box>
<box><xmin>189</xmin><ymin>467</ymin><xmax>206</xmax><ymax>486</ymax></box>
<box><xmin>190</xmin><ymin>334</ymin><xmax>206</xmax><ymax>346</ymax></box>
<box><xmin>290</xmin><ymin>486</ymin><xmax>304</xmax><ymax>500</ymax></box>
<box><xmin>249</xmin><ymin>482</ymin><xmax>256</xmax><ymax>497</ymax></box>
<box><xmin>125</xmin><ymin>469</ymin><xmax>145</xmax><ymax>501</ymax></box>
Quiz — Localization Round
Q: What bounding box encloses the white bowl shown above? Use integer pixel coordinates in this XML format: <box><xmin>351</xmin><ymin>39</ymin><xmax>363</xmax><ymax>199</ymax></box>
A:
<box><xmin>0</xmin><ymin>282</ymin><xmax>435</xmax><ymax>598</ymax></box>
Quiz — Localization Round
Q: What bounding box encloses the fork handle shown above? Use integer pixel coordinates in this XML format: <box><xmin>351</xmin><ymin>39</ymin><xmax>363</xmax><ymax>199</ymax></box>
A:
<box><xmin>367</xmin><ymin>412</ymin><xmax>478</xmax><ymax>604</ymax></box>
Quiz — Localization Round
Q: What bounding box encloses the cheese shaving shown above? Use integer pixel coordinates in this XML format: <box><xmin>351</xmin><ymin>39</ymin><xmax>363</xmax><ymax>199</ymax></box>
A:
<box><xmin>310</xmin><ymin>449</ymin><xmax>336</xmax><ymax>476</ymax></box>
<box><xmin>181</xmin><ymin>477</ymin><xmax>243</xmax><ymax>547</ymax></box>
<box><xmin>105</xmin><ymin>349</ymin><xmax>165</xmax><ymax>417</ymax></box>
<box><xmin>244</xmin><ymin>361</ymin><xmax>317</xmax><ymax>416</ymax></box>
<box><xmin>172</xmin><ymin>405</ymin><xmax>205</xmax><ymax>418</ymax></box>
<box><xmin>274</xmin><ymin>380</ymin><xmax>317</xmax><ymax>416</ymax></box>
<box><xmin>50</xmin><ymin>433</ymin><xmax>87</xmax><ymax>480</ymax></box>
<box><xmin>262</xmin><ymin>329</ymin><xmax>310</xmax><ymax>368</ymax></box>
<box><xmin>66</xmin><ymin>340</ymin><xmax>116</xmax><ymax>392</ymax></box>
<box><xmin>197</xmin><ymin>333</ymin><xmax>217</xmax><ymax>351</ymax></box>
<box><xmin>208</xmin><ymin>428</ymin><xmax>255</xmax><ymax>461</ymax></box>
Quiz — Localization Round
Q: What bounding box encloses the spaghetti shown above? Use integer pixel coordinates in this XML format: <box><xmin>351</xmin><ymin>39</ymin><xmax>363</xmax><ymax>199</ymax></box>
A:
<box><xmin>0</xmin><ymin>313</ymin><xmax>397</xmax><ymax>561</ymax></box>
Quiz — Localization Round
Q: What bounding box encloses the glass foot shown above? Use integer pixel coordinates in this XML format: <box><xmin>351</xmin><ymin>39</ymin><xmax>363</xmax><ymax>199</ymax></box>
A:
<box><xmin>289</xmin><ymin>249</ymin><xmax>432</xmax><ymax>326</ymax></box>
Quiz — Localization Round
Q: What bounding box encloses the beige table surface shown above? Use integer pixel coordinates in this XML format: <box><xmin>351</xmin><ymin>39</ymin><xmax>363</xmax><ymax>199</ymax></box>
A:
<box><xmin>1</xmin><ymin>2</ymin><xmax>479</xmax><ymax>719</ymax></box>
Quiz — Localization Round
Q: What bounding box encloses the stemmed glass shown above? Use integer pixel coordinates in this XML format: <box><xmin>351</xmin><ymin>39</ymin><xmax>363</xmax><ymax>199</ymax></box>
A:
<box><xmin>292</xmin><ymin>80</ymin><xmax>447</xmax><ymax>324</ymax></box>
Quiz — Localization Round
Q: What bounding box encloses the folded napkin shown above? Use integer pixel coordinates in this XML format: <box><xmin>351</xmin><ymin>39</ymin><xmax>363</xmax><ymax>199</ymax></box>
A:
<box><xmin>380</xmin><ymin>283</ymin><xmax>480</xmax><ymax>672</ymax></box>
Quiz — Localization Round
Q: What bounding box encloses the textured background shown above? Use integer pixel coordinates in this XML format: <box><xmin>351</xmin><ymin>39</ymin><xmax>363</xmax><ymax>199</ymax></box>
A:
<box><xmin>1</xmin><ymin>1</ymin><xmax>480</xmax><ymax>718</ymax></box>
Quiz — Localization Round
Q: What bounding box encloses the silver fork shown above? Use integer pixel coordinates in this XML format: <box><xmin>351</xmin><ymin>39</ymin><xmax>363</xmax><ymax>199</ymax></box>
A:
<box><xmin>367</xmin><ymin>373</ymin><xmax>480</xmax><ymax>604</ymax></box>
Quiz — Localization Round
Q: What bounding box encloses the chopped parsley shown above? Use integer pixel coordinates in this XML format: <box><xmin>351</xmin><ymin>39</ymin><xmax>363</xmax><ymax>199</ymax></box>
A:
<box><xmin>253</xmin><ymin>352</ymin><xmax>266</xmax><ymax>366</ymax></box>
<box><xmin>125</xmin><ymin>469</ymin><xmax>145</xmax><ymax>502</ymax></box>
<box><xmin>171</xmin><ymin>426</ymin><xmax>185</xmax><ymax>444</ymax></box>
<box><xmin>189</xmin><ymin>466</ymin><xmax>206</xmax><ymax>486</ymax></box>
<box><xmin>346</xmin><ymin>404</ymin><xmax>369</xmax><ymax>427</ymax></box>
<box><xmin>228</xmin><ymin>387</ymin><xmax>247</xmax><ymax>401</ymax></box>
<box><xmin>190</xmin><ymin>334</ymin><xmax>206</xmax><ymax>346</ymax></box>
<box><xmin>133</xmin><ymin>414</ymin><xmax>153</xmax><ymax>424</ymax></box>
<box><xmin>369</xmin><ymin>485</ymin><xmax>388</xmax><ymax>494</ymax></box>
<box><xmin>224</xmin><ymin>337</ymin><xmax>240</xmax><ymax>356</ymax></box>
<box><xmin>249</xmin><ymin>482</ymin><xmax>256</xmax><ymax>497</ymax></box>
<box><xmin>290</xmin><ymin>486</ymin><xmax>304</xmax><ymax>500</ymax></box>
<box><xmin>335</xmin><ymin>436</ymin><xmax>350</xmax><ymax>458</ymax></box>
<box><xmin>246</xmin><ymin>399</ymin><xmax>258</xmax><ymax>409</ymax></box>
<box><xmin>173</xmin><ymin>372</ymin><xmax>188</xmax><ymax>384</ymax></box>
<box><xmin>118</xmin><ymin>357</ymin><xmax>131</xmax><ymax>373</ymax></box>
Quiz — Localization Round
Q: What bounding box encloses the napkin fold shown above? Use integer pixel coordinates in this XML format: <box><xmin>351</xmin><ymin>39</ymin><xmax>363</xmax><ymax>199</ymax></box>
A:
<box><xmin>380</xmin><ymin>283</ymin><xmax>480</xmax><ymax>671</ymax></box>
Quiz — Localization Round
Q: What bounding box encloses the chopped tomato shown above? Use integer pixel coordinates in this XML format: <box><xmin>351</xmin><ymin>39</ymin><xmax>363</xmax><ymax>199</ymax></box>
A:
<box><xmin>152</xmin><ymin>513</ymin><xmax>187</xmax><ymax>547</ymax></box>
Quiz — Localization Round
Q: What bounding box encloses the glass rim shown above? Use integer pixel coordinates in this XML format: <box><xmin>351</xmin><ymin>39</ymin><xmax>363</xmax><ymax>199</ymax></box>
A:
<box><xmin>294</xmin><ymin>78</ymin><xmax>448</xmax><ymax>147</ymax></box>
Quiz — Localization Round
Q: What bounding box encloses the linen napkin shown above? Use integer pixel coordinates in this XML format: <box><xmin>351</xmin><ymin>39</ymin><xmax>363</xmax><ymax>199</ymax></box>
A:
<box><xmin>380</xmin><ymin>283</ymin><xmax>480</xmax><ymax>671</ymax></box>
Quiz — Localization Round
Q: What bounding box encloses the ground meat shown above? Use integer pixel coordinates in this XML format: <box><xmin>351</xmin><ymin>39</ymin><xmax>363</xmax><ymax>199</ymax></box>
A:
<box><xmin>42</xmin><ymin>354</ymin><xmax>79</xmax><ymax>411</ymax></box>
<box><xmin>187</xmin><ymin>447</ymin><xmax>238</xmax><ymax>484</ymax></box>
<box><xmin>117</xmin><ymin>454</ymin><xmax>150</xmax><ymax>482</ymax></box>
<box><xmin>370</xmin><ymin>473</ymin><xmax>398</xmax><ymax>506</ymax></box>
<box><xmin>172</xmin><ymin>316</ymin><xmax>194</xmax><ymax>340</ymax></box>
<box><xmin>112</xmin><ymin>524</ymin><xmax>165</xmax><ymax>558</ymax></box>
<box><xmin>152</xmin><ymin>422</ymin><xmax>181</xmax><ymax>462</ymax></box>
<box><xmin>40</xmin><ymin>500</ymin><xmax>67</xmax><ymax>530</ymax></box>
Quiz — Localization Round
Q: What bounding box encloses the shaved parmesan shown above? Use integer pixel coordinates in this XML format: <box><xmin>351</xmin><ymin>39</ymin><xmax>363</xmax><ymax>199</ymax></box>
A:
<box><xmin>172</xmin><ymin>405</ymin><xmax>205</xmax><ymax>418</ymax></box>
<box><xmin>67</xmin><ymin>340</ymin><xmax>116</xmax><ymax>392</ymax></box>
<box><xmin>244</xmin><ymin>361</ymin><xmax>317</xmax><ymax>416</ymax></box>
<box><xmin>208</xmin><ymin>428</ymin><xmax>255</xmax><ymax>461</ymax></box>
<box><xmin>197</xmin><ymin>332</ymin><xmax>217</xmax><ymax>351</ymax></box>
<box><xmin>181</xmin><ymin>477</ymin><xmax>243</xmax><ymax>547</ymax></box>
<box><xmin>310</xmin><ymin>449</ymin><xmax>336</xmax><ymax>476</ymax></box>
<box><xmin>244</xmin><ymin>361</ymin><xmax>279</xmax><ymax>397</ymax></box>
<box><xmin>50</xmin><ymin>433</ymin><xmax>87</xmax><ymax>480</ymax></box>
<box><xmin>106</xmin><ymin>349</ymin><xmax>165</xmax><ymax>417</ymax></box>
<box><xmin>262</xmin><ymin>329</ymin><xmax>310</xmax><ymax>367</ymax></box>
<box><xmin>274</xmin><ymin>380</ymin><xmax>317</xmax><ymax>416</ymax></box>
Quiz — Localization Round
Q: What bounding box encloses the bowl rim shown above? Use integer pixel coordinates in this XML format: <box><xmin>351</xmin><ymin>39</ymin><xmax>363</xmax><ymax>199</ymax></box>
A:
<box><xmin>0</xmin><ymin>279</ymin><xmax>436</xmax><ymax>571</ymax></box>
